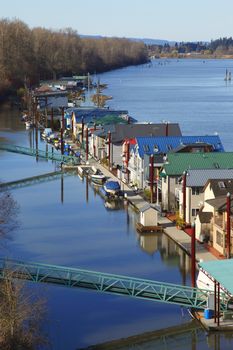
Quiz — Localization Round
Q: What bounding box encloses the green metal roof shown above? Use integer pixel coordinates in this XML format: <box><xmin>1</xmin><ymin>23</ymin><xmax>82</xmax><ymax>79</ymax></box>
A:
<box><xmin>164</xmin><ymin>152</ymin><xmax>233</xmax><ymax>176</ymax></box>
<box><xmin>199</xmin><ymin>259</ymin><xmax>233</xmax><ymax>294</ymax></box>
<box><xmin>93</xmin><ymin>115</ymin><xmax>128</xmax><ymax>125</ymax></box>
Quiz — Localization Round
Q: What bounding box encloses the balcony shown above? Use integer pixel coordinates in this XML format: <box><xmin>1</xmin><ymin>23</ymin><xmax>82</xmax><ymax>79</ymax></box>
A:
<box><xmin>214</xmin><ymin>217</ymin><xmax>233</xmax><ymax>231</ymax></box>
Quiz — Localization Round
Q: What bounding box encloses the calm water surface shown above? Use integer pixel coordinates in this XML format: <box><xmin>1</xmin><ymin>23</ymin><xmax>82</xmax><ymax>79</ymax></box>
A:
<box><xmin>101</xmin><ymin>58</ymin><xmax>233</xmax><ymax>150</ymax></box>
<box><xmin>1</xmin><ymin>59</ymin><xmax>233</xmax><ymax>349</ymax></box>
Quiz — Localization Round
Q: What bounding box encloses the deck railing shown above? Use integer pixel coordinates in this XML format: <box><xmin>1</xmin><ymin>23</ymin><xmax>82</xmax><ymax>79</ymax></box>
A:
<box><xmin>0</xmin><ymin>258</ymin><xmax>229</xmax><ymax>311</ymax></box>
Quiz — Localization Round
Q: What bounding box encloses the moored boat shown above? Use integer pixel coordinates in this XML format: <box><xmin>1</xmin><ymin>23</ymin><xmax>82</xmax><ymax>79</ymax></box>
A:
<box><xmin>41</xmin><ymin>128</ymin><xmax>52</xmax><ymax>139</ymax></box>
<box><xmin>103</xmin><ymin>180</ymin><xmax>121</xmax><ymax>196</ymax></box>
<box><xmin>91</xmin><ymin>169</ymin><xmax>106</xmax><ymax>185</ymax></box>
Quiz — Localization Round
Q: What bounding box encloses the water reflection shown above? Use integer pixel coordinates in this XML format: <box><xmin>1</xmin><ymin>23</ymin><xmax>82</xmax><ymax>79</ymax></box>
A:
<box><xmin>1</xmin><ymin>103</ymin><xmax>232</xmax><ymax>350</ymax></box>
<box><xmin>78</xmin><ymin>323</ymin><xmax>200</xmax><ymax>350</ymax></box>
<box><xmin>104</xmin><ymin>199</ymin><xmax>125</xmax><ymax>210</ymax></box>
<box><xmin>61</xmin><ymin>174</ymin><xmax>64</xmax><ymax>204</ymax></box>
<box><xmin>136</xmin><ymin>232</ymin><xmax>191</xmax><ymax>276</ymax></box>
<box><xmin>86</xmin><ymin>175</ymin><xmax>89</xmax><ymax>203</ymax></box>
<box><xmin>0</xmin><ymin>104</ymin><xmax>22</xmax><ymax>131</ymax></box>
<box><xmin>0</xmin><ymin>188</ymin><xmax>19</xmax><ymax>249</ymax></box>
<box><xmin>137</xmin><ymin>233</ymin><xmax>158</xmax><ymax>255</ymax></box>
<box><xmin>80</xmin><ymin>324</ymin><xmax>233</xmax><ymax>350</ymax></box>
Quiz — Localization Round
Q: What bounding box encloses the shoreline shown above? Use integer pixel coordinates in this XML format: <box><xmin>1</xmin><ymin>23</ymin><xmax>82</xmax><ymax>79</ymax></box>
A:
<box><xmin>151</xmin><ymin>54</ymin><xmax>233</xmax><ymax>59</ymax></box>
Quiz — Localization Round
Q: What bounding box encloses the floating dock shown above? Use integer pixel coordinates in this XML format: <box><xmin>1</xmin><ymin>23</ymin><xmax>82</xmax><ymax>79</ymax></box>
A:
<box><xmin>136</xmin><ymin>222</ymin><xmax>163</xmax><ymax>233</ymax></box>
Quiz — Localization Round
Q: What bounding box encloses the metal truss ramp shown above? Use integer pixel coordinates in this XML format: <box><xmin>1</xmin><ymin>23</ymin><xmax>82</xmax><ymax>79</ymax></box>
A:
<box><xmin>0</xmin><ymin>258</ymin><xmax>228</xmax><ymax>311</ymax></box>
<box><xmin>0</xmin><ymin>144</ymin><xmax>79</xmax><ymax>164</ymax></box>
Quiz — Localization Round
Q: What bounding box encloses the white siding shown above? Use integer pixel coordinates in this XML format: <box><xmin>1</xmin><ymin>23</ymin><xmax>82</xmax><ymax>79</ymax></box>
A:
<box><xmin>140</xmin><ymin>209</ymin><xmax>158</xmax><ymax>226</ymax></box>
<box><xmin>202</xmin><ymin>183</ymin><xmax>216</xmax><ymax>213</ymax></box>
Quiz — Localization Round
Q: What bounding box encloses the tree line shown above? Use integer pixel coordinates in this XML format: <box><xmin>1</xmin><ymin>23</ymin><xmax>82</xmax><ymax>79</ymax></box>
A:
<box><xmin>148</xmin><ymin>37</ymin><xmax>233</xmax><ymax>57</ymax></box>
<box><xmin>0</xmin><ymin>18</ymin><xmax>149</xmax><ymax>97</ymax></box>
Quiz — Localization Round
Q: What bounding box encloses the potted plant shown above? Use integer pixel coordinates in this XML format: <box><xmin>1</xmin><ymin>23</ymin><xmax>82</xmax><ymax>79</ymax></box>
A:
<box><xmin>175</xmin><ymin>212</ymin><xmax>185</xmax><ymax>229</ymax></box>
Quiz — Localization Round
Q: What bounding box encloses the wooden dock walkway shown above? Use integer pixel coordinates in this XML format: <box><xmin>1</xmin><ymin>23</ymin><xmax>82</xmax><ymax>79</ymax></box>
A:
<box><xmin>158</xmin><ymin>216</ymin><xmax>218</xmax><ymax>262</ymax></box>
<box><xmin>95</xmin><ymin>163</ymin><xmax>149</xmax><ymax>210</ymax></box>
<box><xmin>83</xmin><ymin>161</ymin><xmax>218</xmax><ymax>263</ymax></box>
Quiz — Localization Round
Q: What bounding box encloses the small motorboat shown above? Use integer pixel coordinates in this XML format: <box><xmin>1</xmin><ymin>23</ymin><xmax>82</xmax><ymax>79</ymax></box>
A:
<box><xmin>91</xmin><ymin>169</ymin><xmax>106</xmax><ymax>185</ymax></box>
<box><xmin>103</xmin><ymin>180</ymin><xmax>121</xmax><ymax>196</ymax></box>
<box><xmin>41</xmin><ymin>128</ymin><xmax>52</xmax><ymax>139</ymax></box>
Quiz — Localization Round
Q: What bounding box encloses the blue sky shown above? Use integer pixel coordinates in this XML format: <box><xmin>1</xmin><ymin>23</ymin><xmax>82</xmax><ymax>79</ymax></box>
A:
<box><xmin>2</xmin><ymin>0</ymin><xmax>233</xmax><ymax>42</ymax></box>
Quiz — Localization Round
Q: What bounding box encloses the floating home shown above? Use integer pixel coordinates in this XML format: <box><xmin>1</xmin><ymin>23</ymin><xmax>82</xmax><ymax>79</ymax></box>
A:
<box><xmin>126</xmin><ymin>135</ymin><xmax>224</xmax><ymax>190</ymax></box>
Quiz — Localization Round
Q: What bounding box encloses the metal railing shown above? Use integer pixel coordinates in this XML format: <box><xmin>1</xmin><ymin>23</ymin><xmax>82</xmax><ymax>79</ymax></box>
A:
<box><xmin>0</xmin><ymin>171</ymin><xmax>69</xmax><ymax>191</ymax></box>
<box><xmin>0</xmin><ymin>258</ymin><xmax>228</xmax><ymax>311</ymax></box>
<box><xmin>0</xmin><ymin>144</ymin><xmax>80</xmax><ymax>164</ymax></box>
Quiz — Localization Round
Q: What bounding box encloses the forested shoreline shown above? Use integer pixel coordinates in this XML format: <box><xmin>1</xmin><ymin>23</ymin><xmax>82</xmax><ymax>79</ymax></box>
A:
<box><xmin>0</xmin><ymin>19</ymin><xmax>149</xmax><ymax>98</ymax></box>
<box><xmin>2</xmin><ymin>18</ymin><xmax>233</xmax><ymax>101</ymax></box>
<box><xmin>148</xmin><ymin>37</ymin><xmax>233</xmax><ymax>58</ymax></box>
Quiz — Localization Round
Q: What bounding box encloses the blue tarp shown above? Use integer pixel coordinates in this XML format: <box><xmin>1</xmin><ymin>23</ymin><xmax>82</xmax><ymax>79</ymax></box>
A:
<box><xmin>105</xmin><ymin>181</ymin><xmax>120</xmax><ymax>190</ymax></box>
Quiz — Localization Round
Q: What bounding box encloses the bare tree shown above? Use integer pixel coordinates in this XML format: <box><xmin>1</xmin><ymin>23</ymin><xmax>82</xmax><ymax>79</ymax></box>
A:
<box><xmin>0</xmin><ymin>18</ymin><xmax>149</xmax><ymax>95</ymax></box>
<box><xmin>0</xmin><ymin>188</ymin><xmax>47</xmax><ymax>349</ymax></box>
<box><xmin>0</xmin><ymin>187</ymin><xmax>19</xmax><ymax>237</ymax></box>
<box><xmin>0</xmin><ymin>269</ymin><xmax>47</xmax><ymax>349</ymax></box>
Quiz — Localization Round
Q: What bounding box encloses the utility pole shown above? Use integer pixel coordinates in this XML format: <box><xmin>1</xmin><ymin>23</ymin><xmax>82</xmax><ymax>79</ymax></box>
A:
<box><xmin>150</xmin><ymin>154</ymin><xmax>154</xmax><ymax>203</ymax></box>
<box><xmin>226</xmin><ymin>192</ymin><xmax>231</xmax><ymax>259</ymax></box>
<box><xmin>108</xmin><ymin>131</ymin><xmax>111</xmax><ymax>170</ymax></box>
<box><xmin>183</xmin><ymin>171</ymin><xmax>187</xmax><ymax>225</ymax></box>
<box><xmin>86</xmin><ymin>127</ymin><xmax>89</xmax><ymax>162</ymax></box>
<box><xmin>191</xmin><ymin>222</ymin><xmax>196</xmax><ymax>288</ymax></box>
<box><xmin>60</xmin><ymin>107</ymin><xmax>64</xmax><ymax>155</ymax></box>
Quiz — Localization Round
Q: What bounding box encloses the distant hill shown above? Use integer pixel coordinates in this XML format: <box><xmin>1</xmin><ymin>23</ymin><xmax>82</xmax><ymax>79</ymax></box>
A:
<box><xmin>129</xmin><ymin>37</ymin><xmax>176</xmax><ymax>46</ymax></box>
<box><xmin>80</xmin><ymin>34</ymin><xmax>175</xmax><ymax>46</ymax></box>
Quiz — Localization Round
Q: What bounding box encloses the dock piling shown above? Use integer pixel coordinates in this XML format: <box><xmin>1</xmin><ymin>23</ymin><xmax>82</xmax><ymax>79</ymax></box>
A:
<box><xmin>191</xmin><ymin>222</ymin><xmax>196</xmax><ymax>288</ymax></box>
<box><xmin>226</xmin><ymin>192</ymin><xmax>231</xmax><ymax>259</ymax></box>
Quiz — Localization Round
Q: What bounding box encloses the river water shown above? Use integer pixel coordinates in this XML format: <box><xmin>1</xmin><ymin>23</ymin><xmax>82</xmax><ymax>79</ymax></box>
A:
<box><xmin>1</xmin><ymin>59</ymin><xmax>233</xmax><ymax>349</ymax></box>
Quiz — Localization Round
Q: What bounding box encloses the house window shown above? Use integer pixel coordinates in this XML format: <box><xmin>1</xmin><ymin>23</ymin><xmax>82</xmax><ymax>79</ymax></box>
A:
<box><xmin>192</xmin><ymin>208</ymin><xmax>199</xmax><ymax>217</ymax></box>
<box><xmin>192</xmin><ymin>187</ymin><xmax>200</xmax><ymax>195</ymax></box>
<box><xmin>216</xmin><ymin>230</ymin><xmax>223</xmax><ymax>247</ymax></box>
<box><xmin>218</xmin><ymin>181</ymin><xmax>226</xmax><ymax>189</ymax></box>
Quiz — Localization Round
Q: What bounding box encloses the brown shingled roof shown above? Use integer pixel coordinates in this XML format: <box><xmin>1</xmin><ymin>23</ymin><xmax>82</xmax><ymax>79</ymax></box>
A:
<box><xmin>206</xmin><ymin>195</ymin><xmax>233</xmax><ymax>212</ymax></box>
<box><xmin>198</xmin><ymin>211</ymin><xmax>213</xmax><ymax>223</ymax></box>
<box><xmin>207</xmin><ymin>178</ymin><xmax>233</xmax><ymax>197</ymax></box>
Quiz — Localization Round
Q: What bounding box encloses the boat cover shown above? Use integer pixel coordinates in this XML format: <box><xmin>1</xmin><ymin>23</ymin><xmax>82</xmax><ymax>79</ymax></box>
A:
<box><xmin>105</xmin><ymin>181</ymin><xmax>120</xmax><ymax>190</ymax></box>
